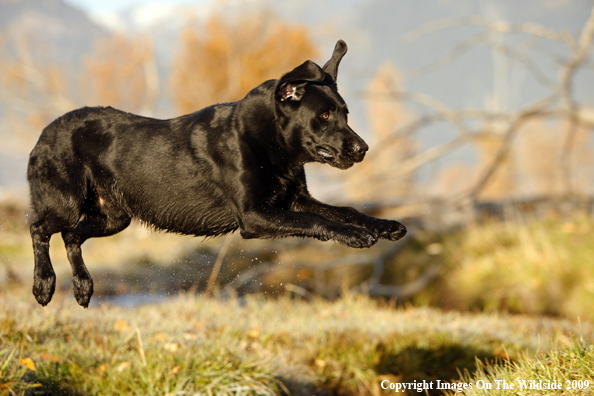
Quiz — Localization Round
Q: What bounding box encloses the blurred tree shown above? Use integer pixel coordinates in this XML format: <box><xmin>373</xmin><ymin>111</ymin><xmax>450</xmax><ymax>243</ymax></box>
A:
<box><xmin>474</xmin><ymin>127</ymin><xmax>517</xmax><ymax>200</ymax></box>
<box><xmin>0</xmin><ymin>32</ymin><xmax>160</xmax><ymax>153</ymax></box>
<box><xmin>0</xmin><ymin>35</ymin><xmax>75</xmax><ymax>152</ymax></box>
<box><xmin>515</xmin><ymin>119</ymin><xmax>593</xmax><ymax>197</ymax></box>
<box><xmin>84</xmin><ymin>34</ymin><xmax>159</xmax><ymax>116</ymax></box>
<box><xmin>352</xmin><ymin>5</ymin><xmax>594</xmax><ymax>211</ymax></box>
<box><xmin>432</xmin><ymin>164</ymin><xmax>476</xmax><ymax>197</ymax></box>
<box><xmin>346</xmin><ymin>62</ymin><xmax>417</xmax><ymax>202</ymax></box>
<box><xmin>170</xmin><ymin>14</ymin><xmax>318</xmax><ymax>114</ymax></box>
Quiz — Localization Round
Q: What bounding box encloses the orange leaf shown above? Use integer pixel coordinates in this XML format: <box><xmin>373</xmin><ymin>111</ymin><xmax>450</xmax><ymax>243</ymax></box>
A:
<box><xmin>247</xmin><ymin>328</ymin><xmax>261</xmax><ymax>339</ymax></box>
<box><xmin>114</xmin><ymin>320</ymin><xmax>131</xmax><ymax>332</ymax></box>
<box><xmin>20</xmin><ymin>357</ymin><xmax>36</xmax><ymax>371</ymax></box>
<box><xmin>193</xmin><ymin>321</ymin><xmax>204</xmax><ymax>330</ymax></box>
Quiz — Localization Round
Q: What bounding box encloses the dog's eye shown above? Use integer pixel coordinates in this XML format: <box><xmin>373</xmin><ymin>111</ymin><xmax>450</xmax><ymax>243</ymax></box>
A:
<box><xmin>321</xmin><ymin>112</ymin><xmax>330</xmax><ymax>120</ymax></box>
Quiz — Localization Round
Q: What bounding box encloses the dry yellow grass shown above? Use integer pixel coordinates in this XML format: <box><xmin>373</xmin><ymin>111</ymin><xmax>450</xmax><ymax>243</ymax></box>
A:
<box><xmin>1</xmin><ymin>291</ymin><xmax>593</xmax><ymax>395</ymax></box>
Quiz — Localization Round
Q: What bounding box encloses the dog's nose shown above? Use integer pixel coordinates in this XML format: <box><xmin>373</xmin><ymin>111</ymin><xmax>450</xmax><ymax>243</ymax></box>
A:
<box><xmin>353</xmin><ymin>141</ymin><xmax>368</xmax><ymax>156</ymax></box>
<box><xmin>349</xmin><ymin>141</ymin><xmax>368</xmax><ymax>163</ymax></box>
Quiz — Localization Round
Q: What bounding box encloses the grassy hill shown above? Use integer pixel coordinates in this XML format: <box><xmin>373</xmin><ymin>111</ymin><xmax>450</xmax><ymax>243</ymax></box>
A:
<box><xmin>1</xmin><ymin>292</ymin><xmax>593</xmax><ymax>395</ymax></box>
<box><xmin>3</xmin><ymin>211</ymin><xmax>594</xmax><ymax>395</ymax></box>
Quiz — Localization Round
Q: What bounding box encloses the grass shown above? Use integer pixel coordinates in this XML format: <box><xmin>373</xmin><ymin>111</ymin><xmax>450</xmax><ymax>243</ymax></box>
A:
<box><xmin>0</xmin><ymin>343</ymin><xmax>36</xmax><ymax>395</ymax></box>
<box><xmin>1</xmin><ymin>292</ymin><xmax>593</xmax><ymax>395</ymax></box>
<box><xmin>385</xmin><ymin>214</ymin><xmax>594</xmax><ymax>321</ymax></box>
<box><xmin>3</xmin><ymin>208</ymin><xmax>594</xmax><ymax>394</ymax></box>
<box><xmin>463</xmin><ymin>336</ymin><xmax>594</xmax><ymax>395</ymax></box>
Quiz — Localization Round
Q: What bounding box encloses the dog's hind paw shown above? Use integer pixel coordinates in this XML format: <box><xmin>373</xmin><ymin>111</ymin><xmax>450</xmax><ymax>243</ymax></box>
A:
<box><xmin>73</xmin><ymin>276</ymin><xmax>94</xmax><ymax>308</ymax></box>
<box><xmin>33</xmin><ymin>274</ymin><xmax>56</xmax><ymax>306</ymax></box>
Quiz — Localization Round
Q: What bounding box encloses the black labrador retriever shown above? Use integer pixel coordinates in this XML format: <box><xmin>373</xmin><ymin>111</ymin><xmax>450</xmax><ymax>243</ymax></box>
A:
<box><xmin>27</xmin><ymin>40</ymin><xmax>406</xmax><ymax>307</ymax></box>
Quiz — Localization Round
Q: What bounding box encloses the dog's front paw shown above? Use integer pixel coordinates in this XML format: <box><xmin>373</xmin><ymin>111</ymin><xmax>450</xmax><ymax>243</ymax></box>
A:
<box><xmin>333</xmin><ymin>225</ymin><xmax>378</xmax><ymax>248</ymax></box>
<box><xmin>373</xmin><ymin>220</ymin><xmax>407</xmax><ymax>241</ymax></box>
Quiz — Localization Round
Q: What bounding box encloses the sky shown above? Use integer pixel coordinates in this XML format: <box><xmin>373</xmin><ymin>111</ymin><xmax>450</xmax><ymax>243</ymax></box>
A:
<box><xmin>63</xmin><ymin>0</ymin><xmax>206</xmax><ymax>15</ymax></box>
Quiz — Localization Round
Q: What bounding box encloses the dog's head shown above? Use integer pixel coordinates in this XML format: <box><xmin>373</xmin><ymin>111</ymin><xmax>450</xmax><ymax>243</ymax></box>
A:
<box><xmin>275</xmin><ymin>40</ymin><xmax>368</xmax><ymax>170</ymax></box>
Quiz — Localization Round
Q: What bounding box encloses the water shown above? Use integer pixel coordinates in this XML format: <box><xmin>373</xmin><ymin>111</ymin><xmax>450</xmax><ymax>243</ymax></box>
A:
<box><xmin>91</xmin><ymin>292</ymin><xmax>170</xmax><ymax>308</ymax></box>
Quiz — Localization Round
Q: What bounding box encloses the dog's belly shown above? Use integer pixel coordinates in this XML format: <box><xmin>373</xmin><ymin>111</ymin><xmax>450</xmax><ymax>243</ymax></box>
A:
<box><xmin>144</xmin><ymin>201</ymin><xmax>238</xmax><ymax>237</ymax></box>
<box><xmin>113</xmin><ymin>175</ymin><xmax>238</xmax><ymax>237</ymax></box>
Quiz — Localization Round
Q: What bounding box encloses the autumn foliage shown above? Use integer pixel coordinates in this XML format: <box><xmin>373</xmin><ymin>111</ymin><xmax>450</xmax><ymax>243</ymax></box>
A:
<box><xmin>347</xmin><ymin>62</ymin><xmax>417</xmax><ymax>202</ymax></box>
<box><xmin>84</xmin><ymin>34</ymin><xmax>158</xmax><ymax>115</ymax></box>
<box><xmin>170</xmin><ymin>15</ymin><xmax>318</xmax><ymax>114</ymax></box>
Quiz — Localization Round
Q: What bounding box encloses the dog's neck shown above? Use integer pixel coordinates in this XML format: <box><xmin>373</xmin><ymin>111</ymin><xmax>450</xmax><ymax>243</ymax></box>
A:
<box><xmin>237</xmin><ymin>81</ymin><xmax>310</xmax><ymax>170</ymax></box>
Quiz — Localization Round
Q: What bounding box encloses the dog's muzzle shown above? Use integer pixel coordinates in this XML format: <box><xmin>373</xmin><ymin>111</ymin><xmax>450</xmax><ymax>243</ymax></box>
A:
<box><xmin>316</xmin><ymin>139</ymin><xmax>368</xmax><ymax>169</ymax></box>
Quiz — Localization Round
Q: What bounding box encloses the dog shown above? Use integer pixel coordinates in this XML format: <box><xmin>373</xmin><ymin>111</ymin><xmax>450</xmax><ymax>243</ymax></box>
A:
<box><xmin>27</xmin><ymin>40</ymin><xmax>406</xmax><ymax>307</ymax></box>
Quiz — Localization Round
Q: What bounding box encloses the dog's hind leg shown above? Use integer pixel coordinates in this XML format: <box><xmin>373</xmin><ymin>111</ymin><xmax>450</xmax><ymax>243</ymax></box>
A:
<box><xmin>62</xmin><ymin>209</ymin><xmax>131</xmax><ymax>308</ymax></box>
<box><xmin>30</xmin><ymin>219</ymin><xmax>68</xmax><ymax>306</ymax></box>
<box><xmin>28</xmin><ymin>140</ymin><xmax>86</xmax><ymax>305</ymax></box>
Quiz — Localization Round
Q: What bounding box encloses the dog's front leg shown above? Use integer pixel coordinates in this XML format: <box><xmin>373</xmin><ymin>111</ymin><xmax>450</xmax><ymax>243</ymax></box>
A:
<box><xmin>293</xmin><ymin>196</ymin><xmax>406</xmax><ymax>241</ymax></box>
<box><xmin>238</xmin><ymin>206</ymin><xmax>379</xmax><ymax>248</ymax></box>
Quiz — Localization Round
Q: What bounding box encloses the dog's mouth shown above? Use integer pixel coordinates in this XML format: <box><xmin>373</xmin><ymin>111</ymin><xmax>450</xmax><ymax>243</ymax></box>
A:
<box><xmin>316</xmin><ymin>146</ymin><xmax>335</xmax><ymax>160</ymax></box>
<box><xmin>315</xmin><ymin>146</ymin><xmax>355</xmax><ymax>169</ymax></box>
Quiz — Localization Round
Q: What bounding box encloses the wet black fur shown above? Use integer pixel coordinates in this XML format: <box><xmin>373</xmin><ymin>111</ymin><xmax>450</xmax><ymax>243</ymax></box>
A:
<box><xmin>27</xmin><ymin>40</ymin><xmax>406</xmax><ymax>307</ymax></box>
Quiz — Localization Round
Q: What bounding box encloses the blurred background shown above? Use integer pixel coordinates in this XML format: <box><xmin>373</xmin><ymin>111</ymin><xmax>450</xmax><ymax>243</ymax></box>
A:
<box><xmin>1</xmin><ymin>0</ymin><xmax>594</xmax><ymax>320</ymax></box>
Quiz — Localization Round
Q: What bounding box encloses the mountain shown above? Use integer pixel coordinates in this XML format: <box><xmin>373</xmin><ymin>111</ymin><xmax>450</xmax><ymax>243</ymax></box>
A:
<box><xmin>0</xmin><ymin>0</ymin><xmax>110</xmax><ymax>189</ymax></box>
<box><xmin>0</xmin><ymin>0</ymin><xmax>107</xmax><ymax>65</ymax></box>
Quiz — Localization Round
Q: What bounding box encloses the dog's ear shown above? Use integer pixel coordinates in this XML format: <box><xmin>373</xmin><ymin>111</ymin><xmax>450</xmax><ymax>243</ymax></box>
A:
<box><xmin>279</xmin><ymin>82</ymin><xmax>307</xmax><ymax>102</ymax></box>
<box><xmin>277</xmin><ymin>60</ymin><xmax>325</xmax><ymax>102</ymax></box>
<box><xmin>322</xmin><ymin>40</ymin><xmax>348</xmax><ymax>83</ymax></box>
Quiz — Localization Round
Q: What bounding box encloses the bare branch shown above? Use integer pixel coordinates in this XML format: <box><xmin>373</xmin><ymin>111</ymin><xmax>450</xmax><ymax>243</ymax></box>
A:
<box><xmin>403</xmin><ymin>16</ymin><xmax>493</xmax><ymax>42</ymax></box>
<box><xmin>396</xmin><ymin>93</ymin><xmax>465</xmax><ymax>136</ymax></box>
<box><xmin>353</xmin><ymin>8</ymin><xmax>594</xmax><ymax>203</ymax></box>
<box><xmin>489</xmin><ymin>41</ymin><xmax>556</xmax><ymax>89</ymax></box>
<box><xmin>404</xmin><ymin>16</ymin><xmax>576</xmax><ymax>48</ymax></box>
<box><xmin>224</xmin><ymin>262</ymin><xmax>275</xmax><ymax>293</ymax></box>
<box><xmin>468</xmin><ymin>96</ymin><xmax>555</xmax><ymax>198</ymax></box>
<box><xmin>405</xmin><ymin>32</ymin><xmax>490</xmax><ymax>79</ymax></box>
<box><xmin>366</xmin><ymin>113</ymin><xmax>449</xmax><ymax>159</ymax></box>
<box><xmin>205</xmin><ymin>232</ymin><xmax>235</xmax><ymax>297</ymax></box>
<box><xmin>558</xmin><ymin>6</ymin><xmax>594</xmax><ymax>196</ymax></box>
<box><xmin>284</xmin><ymin>283</ymin><xmax>315</xmax><ymax>300</ymax></box>
<box><xmin>409</xmin><ymin>27</ymin><xmax>556</xmax><ymax>88</ymax></box>
<box><xmin>559</xmin><ymin>6</ymin><xmax>594</xmax><ymax>107</ymax></box>
<box><xmin>367</xmin><ymin>266</ymin><xmax>440</xmax><ymax>299</ymax></box>
<box><xmin>379</xmin><ymin>135</ymin><xmax>469</xmax><ymax>180</ymax></box>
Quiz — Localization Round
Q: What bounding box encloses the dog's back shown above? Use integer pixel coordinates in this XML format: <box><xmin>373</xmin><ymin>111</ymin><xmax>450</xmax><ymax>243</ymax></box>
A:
<box><xmin>28</xmin><ymin>105</ymin><xmax>241</xmax><ymax>237</ymax></box>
